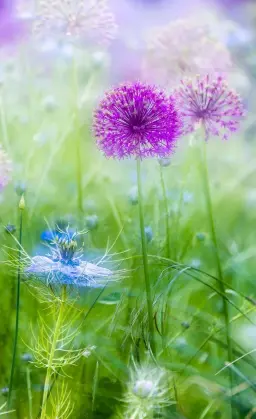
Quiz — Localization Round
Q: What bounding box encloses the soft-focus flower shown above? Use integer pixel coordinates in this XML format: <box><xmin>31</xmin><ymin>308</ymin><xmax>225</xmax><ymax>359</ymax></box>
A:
<box><xmin>5</xmin><ymin>224</ymin><xmax>16</xmax><ymax>234</ymax></box>
<box><xmin>26</xmin><ymin>230</ymin><xmax>114</xmax><ymax>287</ymax></box>
<box><xmin>0</xmin><ymin>146</ymin><xmax>12</xmax><ymax>190</ymax></box>
<box><xmin>128</xmin><ymin>185</ymin><xmax>138</xmax><ymax>205</ymax></box>
<box><xmin>85</xmin><ymin>214</ymin><xmax>99</xmax><ymax>230</ymax></box>
<box><xmin>93</xmin><ymin>81</ymin><xmax>181</xmax><ymax>159</ymax></box>
<box><xmin>0</xmin><ymin>0</ymin><xmax>25</xmax><ymax>45</ymax></box>
<box><xmin>158</xmin><ymin>157</ymin><xmax>171</xmax><ymax>167</ymax></box>
<box><xmin>144</xmin><ymin>226</ymin><xmax>153</xmax><ymax>243</ymax></box>
<box><xmin>143</xmin><ymin>19</ymin><xmax>231</xmax><ymax>87</ymax></box>
<box><xmin>123</xmin><ymin>364</ymin><xmax>173</xmax><ymax>418</ymax></box>
<box><xmin>33</xmin><ymin>0</ymin><xmax>117</xmax><ymax>46</ymax></box>
<box><xmin>21</xmin><ymin>353</ymin><xmax>33</xmax><ymax>363</ymax></box>
<box><xmin>174</xmin><ymin>74</ymin><xmax>245</xmax><ymax>140</ymax></box>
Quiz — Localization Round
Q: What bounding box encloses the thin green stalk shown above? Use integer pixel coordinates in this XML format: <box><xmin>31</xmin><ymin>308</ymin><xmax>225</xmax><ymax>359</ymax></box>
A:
<box><xmin>72</xmin><ymin>55</ymin><xmax>84</xmax><ymax>223</ymax></box>
<box><xmin>136</xmin><ymin>158</ymin><xmax>155</xmax><ymax>354</ymax></box>
<box><xmin>26</xmin><ymin>366</ymin><xmax>33</xmax><ymax>419</ymax></box>
<box><xmin>40</xmin><ymin>289</ymin><xmax>66</xmax><ymax>419</ymax></box>
<box><xmin>200</xmin><ymin>138</ymin><xmax>233</xmax><ymax>416</ymax></box>
<box><xmin>7</xmin><ymin>196</ymin><xmax>24</xmax><ymax>408</ymax></box>
<box><xmin>159</xmin><ymin>166</ymin><xmax>170</xmax><ymax>259</ymax></box>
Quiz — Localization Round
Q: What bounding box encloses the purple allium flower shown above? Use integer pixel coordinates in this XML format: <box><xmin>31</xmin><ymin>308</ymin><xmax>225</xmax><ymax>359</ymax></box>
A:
<box><xmin>0</xmin><ymin>146</ymin><xmax>12</xmax><ymax>190</ymax></box>
<box><xmin>174</xmin><ymin>74</ymin><xmax>245</xmax><ymax>140</ymax></box>
<box><xmin>93</xmin><ymin>81</ymin><xmax>181</xmax><ymax>159</ymax></box>
<box><xmin>33</xmin><ymin>0</ymin><xmax>117</xmax><ymax>46</ymax></box>
<box><xmin>0</xmin><ymin>0</ymin><xmax>25</xmax><ymax>45</ymax></box>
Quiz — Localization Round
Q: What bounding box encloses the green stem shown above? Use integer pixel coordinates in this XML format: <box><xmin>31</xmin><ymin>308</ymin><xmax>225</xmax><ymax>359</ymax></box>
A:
<box><xmin>159</xmin><ymin>166</ymin><xmax>170</xmax><ymax>259</ymax></box>
<box><xmin>40</xmin><ymin>289</ymin><xmax>66</xmax><ymax>419</ymax></box>
<box><xmin>72</xmin><ymin>55</ymin><xmax>83</xmax><ymax>224</ymax></box>
<box><xmin>76</xmin><ymin>133</ymin><xmax>83</xmax><ymax>219</ymax></box>
<box><xmin>136</xmin><ymin>159</ymin><xmax>155</xmax><ymax>354</ymax></box>
<box><xmin>26</xmin><ymin>366</ymin><xmax>33</xmax><ymax>419</ymax></box>
<box><xmin>200</xmin><ymin>138</ymin><xmax>233</xmax><ymax>416</ymax></box>
<box><xmin>7</xmin><ymin>206</ymin><xmax>23</xmax><ymax>408</ymax></box>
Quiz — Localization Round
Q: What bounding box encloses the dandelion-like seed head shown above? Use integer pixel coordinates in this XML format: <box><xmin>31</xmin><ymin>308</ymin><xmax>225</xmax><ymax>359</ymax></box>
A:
<box><xmin>0</xmin><ymin>146</ymin><xmax>12</xmax><ymax>191</ymax></box>
<box><xmin>93</xmin><ymin>81</ymin><xmax>181</xmax><ymax>159</ymax></box>
<box><xmin>123</xmin><ymin>364</ymin><xmax>174</xmax><ymax>418</ymax></box>
<box><xmin>34</xmin><ymin>0</ymin><xmax>117</xmax><ymax>46</ymax></box>
<box><xmin>174</xmin><ymin>74</ymin><xmax>245</xmax><ymax>140</ymax></box>
<box><xmin>143</xmin><ymin>19</ymin><xmax>231</xmax><ymax>87</ymax></box>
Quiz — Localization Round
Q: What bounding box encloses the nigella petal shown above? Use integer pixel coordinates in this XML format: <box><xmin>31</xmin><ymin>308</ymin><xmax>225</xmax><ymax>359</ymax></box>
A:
<box><xmin>26</xmin><ymin>256</ymin><xmax>55</xmax><ymax>275</ymax></box>
<box><xmin>79</xmin><ymin>261</ymin><xmax>113</xmax><ymax>278</ymax></box>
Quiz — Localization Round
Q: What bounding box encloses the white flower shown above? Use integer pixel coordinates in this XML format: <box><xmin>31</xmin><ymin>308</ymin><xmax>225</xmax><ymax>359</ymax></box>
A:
<box><xmin>33</xmin><ymin>0</ymin><xmax>117</xmax><ymax>46</ymax></box>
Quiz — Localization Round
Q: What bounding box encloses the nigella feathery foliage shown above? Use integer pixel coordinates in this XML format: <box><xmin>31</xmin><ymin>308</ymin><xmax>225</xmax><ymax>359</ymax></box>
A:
<box><xmin>93</xmin><ymin>81</ymin><xmax>181</xmax><ymax>159</ymax></box>
<box><xmin>25</xmin><ymin>228</ymin><xmax>119</xmax><ymax>289</ymax></box>
<box><xmin>174</xmin><ymin>74</ymin><xmax>246</xmax><ymax>140</ymax></box>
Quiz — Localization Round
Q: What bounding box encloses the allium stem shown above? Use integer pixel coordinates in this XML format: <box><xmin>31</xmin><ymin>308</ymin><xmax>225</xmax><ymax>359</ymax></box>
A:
<box><xmin>136</xmin><ymin>159</ymin><xmax>155</xmax><ymax>355</ymax></box>
<box><xmin>26</xmin><ymin>366</ymin><xmax>33</xmax><ymax>419</ymax></box>
<box><xmin>72</xmin><ymin>56</ymin><xmax>84</xmax><ymax>224</ymax></box>
<box><xmin>76</xmin><ymin>132</ymin><xmax>83</xmax><ymax>220</ymax></box>
<box><xmin>159</xmin><ymin>166</ymin><xmax>170</xmax><ymax>259</ymax></box>
<box><xmin>200</xmin><ymin>138</ymin><xmax>233</xmax><ymax>417</ymax></box>
<box><xmin>40</xmin><ymin>288</ymin><xmax>66</xmax><ymax>419</ymax></box>
<box><xmin>7</xmin><ymin>200</ymin><xmax>24</xmax><ymax>408</ymax></box>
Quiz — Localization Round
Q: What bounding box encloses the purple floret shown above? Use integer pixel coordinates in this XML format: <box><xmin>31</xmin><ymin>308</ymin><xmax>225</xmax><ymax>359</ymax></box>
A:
<box><xmin>174</xmin><ymin>74</ymin><xmax>246</xmax><ymax>140</ymax></box>
<box><xmin>0</xmin><ymin>0</ymin><xmax>25</xmax><ymax>45</ymax></box>
<box><xmin>93</xmin><ymin>81</ymin><xmax>181</xmax><ymax>159</ymax></box>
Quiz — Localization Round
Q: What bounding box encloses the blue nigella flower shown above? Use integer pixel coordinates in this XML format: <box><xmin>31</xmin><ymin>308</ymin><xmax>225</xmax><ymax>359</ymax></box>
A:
<box><xmin>26</xmin><ymin>230</ymin><xmax>113</xmax><ymax>288</ymax></box>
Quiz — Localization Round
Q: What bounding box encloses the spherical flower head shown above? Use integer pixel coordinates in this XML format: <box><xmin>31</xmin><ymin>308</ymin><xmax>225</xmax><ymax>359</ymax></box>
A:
<box><xmin>174</xmin><ymin>74</ymin><xmax>245</xmax><ymax>140</ymax></box>
<box><xmin>143</xmin><ymin>19</ymin><xmax>231</xmax><ymax>87</ymax></box>
<box><xmin>0</xmin><ymin>146</ymin><xmax>12</xmax><ymax>190</ymax></box>
<box><xmin>0</xmin><ymin>0</ymin><xmax>25</xmax><ymax>45</ymax></box>
<box><xmin>93</xmin><ymin>81</ymin><xmax>181</xmax><ymax>159</ymax></box>
<box><xmin>34</xmin><ymin>0</ymin><xmax>117</xmax><ymax>46</ymax></box>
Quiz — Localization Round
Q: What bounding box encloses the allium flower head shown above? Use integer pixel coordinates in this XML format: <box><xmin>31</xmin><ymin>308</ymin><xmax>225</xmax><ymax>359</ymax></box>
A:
<box><xmin>174</xmin><ymin>74</ymin><xmax>245</xmax><ymax>140</ymax></box>
<box><xmin>34</xmin><ymin>0</ymin><xmax>117</xmax><ymax>46</ymax></box>
<box><xmin>0</xmin><ymin>0</ymin><xmax>25</xmax><ymax>45</ymax></box>
<box><xmin>93</xmin><ymin>81</ymin><xmax>181</xmax><ymax>159</ymax></box>
<box><xmin>26</xmin><ymin>229</ymin><xmax>114</xmax><ymax>287</ymax></box>
<box><xmin>143</xmin><ymin>19</ymin><xmax>231</xmax><ymax>87</ymax></box>
<box><xmin>0</xmin><ymin>146</ymin><xmax>12</xmax><ymax>190</ymax></box>
<box><xmin>123</xmin><ymin>364</ymin><xmax>174</xmax><ymax>418</ymax></box>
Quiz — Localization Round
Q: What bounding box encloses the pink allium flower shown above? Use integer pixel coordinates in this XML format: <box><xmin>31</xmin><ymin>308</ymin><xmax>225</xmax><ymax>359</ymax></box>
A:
<box><xmin>93</xmin><ymin>81</ymin><xmax>181</xmax><ymax>159</ymax></box>
<box><xmin>33</xmin><ymin>0</ymin><xmax>117</xmax><ymax>46</ymax></box>
<box><xmin>143</xmin><ymin>19</ymin><xmax>231</xmax><ymax>87</ymax></box>
<box><xmin>0</xmin><ymin>0</ymin><xmax>25</xmax><ymax>45</ymax></box>
<box><xmin>0</xmin><ymin>146</ymin><xmax>12</xmax><ymax>190</ymax></box>
<box><xmin>174</xmin><ymin>74</ymin><xmax>245</xmax><ymax>140</ymax></box>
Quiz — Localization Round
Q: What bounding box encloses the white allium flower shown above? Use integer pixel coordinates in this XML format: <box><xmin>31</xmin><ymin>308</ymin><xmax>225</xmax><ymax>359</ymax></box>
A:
<box><xmin>143</xmin><ymin>19</ymin><xmax>232</xmax><ymax>88</ymax></box>
<box><xmin>34</xmin><ymin>0</ymin><xmax>117</xmax><ymax>46</ymax></box>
